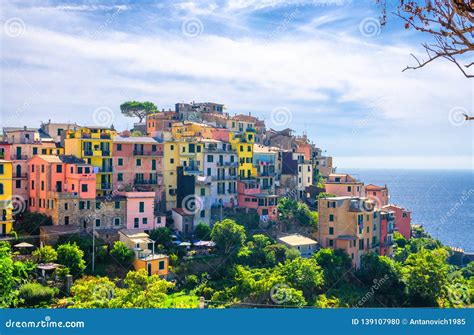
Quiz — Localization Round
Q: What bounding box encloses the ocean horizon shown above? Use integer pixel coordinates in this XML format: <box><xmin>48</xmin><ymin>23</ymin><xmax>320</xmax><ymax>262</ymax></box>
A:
<box><xmin>340</xmin><ymin>168</ymin><xmax>474</xmax><ymax>252</ymax></box>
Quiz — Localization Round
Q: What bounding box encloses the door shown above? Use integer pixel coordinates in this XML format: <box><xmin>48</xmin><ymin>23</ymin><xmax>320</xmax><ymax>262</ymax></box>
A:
<box><xmin>1</xmin><ymin>224</ymin><xmax>6</xmax><ymax>235</ymax></box>
<box><xmin>16</xmin><ymin>147</ymin><xmax>21</xmax><ymax>159</ymax></box>
<box><xmin>147</xmin><ymin>263</ymin><xmax>152</xmax><ymax>276</ymax></box>
<box><xmin>16</xmin><ymin>165</ymin><xmax>21</xmax><ymax>178</ymax></box>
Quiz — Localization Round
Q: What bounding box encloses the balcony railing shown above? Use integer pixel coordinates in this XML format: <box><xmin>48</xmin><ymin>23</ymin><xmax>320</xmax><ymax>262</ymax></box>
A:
<box><xmin>217</xmin><ymin>161</ymin><xmax>239</xmax><ymax>167</ymax></box>
<box><xmin>100</xmin><ymin>134</ymin><xmax>111</xmax><ymax>139</ymax></box>
<box><xmin>98</xmin><ymin>166</ymin><xmax>113</xmax><ymax>173</ymax></box>
<box><xmin>212</xmin><ymin>175</ymin><xmax>237</xmax><ymax>181</ymax></box>
<box><xmin>134</xmin><ymin>179</ymin><xmax>158</xmax><ymax>185</ymax></box>
<box><xmin>10</xmin><ymin>154</ymin><xmax>28</xmax><ymax>160</ymax></box>
<box><xmin>101</xmin><ymin>150</ymin><xmax>111</xmax><ymax>156</ymax></box>
<box><xmin>13</xmin><ymin>173</ymin><xmax>28</xmax><ymax>179</ymax></box>
<box><xmin>83</xmin><ymin>151</ymin><xmax>93</xmax><ymax>156</ymax></box>
<box><xmin>133</xmin><ymin>150</ymin><xmax>163</xmax><ymax>156</ymax></box>
<box><xmin>98</xmin><ymin>183</ymin><xmax>111</xmax><ymax>190</ymax></box>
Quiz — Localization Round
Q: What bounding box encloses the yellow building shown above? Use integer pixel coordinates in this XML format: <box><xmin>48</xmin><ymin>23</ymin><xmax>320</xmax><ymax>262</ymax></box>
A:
<box><xmin>0</xmin><ymin>160</ymin><xmax>13</xmax><ymax>235</ymax></box>
<box><xmin>64</xmin><ymin>126</ymin><xmax>116</xmax><ymax>196</ymax></box>
<box><xmin>171</xmin><ymin>121</ymin><xmax>214</xmax><ymax>140</ymax></box>
<box><xmin>163</xmin><ymin>138</ymin><xmax>204</xmax><ymax>211</ymax></box>
<box><xmin>318</xmin><ymin>196</ymin><xmax>377</xmax><ymax>268</ymax></box>
<box><xmin>119</xmin><ymin>229</ymin><xmax>169</xmax><ymax>277</ymax></box>
<box><xmin>229</xmin><ymin>130</ymin><xmax>257</xmax><ymax>179</ymax></box>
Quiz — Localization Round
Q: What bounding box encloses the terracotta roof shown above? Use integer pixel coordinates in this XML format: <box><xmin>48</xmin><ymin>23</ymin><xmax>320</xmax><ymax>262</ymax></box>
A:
<box><xmin>366</xmin><ymin>184</ymin><xmax>387</xmax><ymax>191</ymax></box>
<box><xmin>230</xmin><ymin>114</ymin><xmax>258</xmax><ymax>122</ymax></box>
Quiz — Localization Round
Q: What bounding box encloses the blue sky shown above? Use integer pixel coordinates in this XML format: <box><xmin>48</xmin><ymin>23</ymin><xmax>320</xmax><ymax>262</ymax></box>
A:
<box><xmin>1</xmin><ymin>0</ymin><xmax>473</xmax><ymax>169</ymax></box>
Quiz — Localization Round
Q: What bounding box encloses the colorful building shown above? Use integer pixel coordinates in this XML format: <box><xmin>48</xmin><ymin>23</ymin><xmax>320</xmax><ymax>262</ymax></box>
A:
<box><xmin>324</xmin><ymin>173</ymin><xmax>364</xmax><ymax>197</ymax></box>
<box><xmin>28</xmin><ymin>155</ymin><xmax>97</xmax><ymax>226</ymax></box>
<box><xmin>64</xmin><ymin>126</ymin><xmax>116</xmax><ymax>196</ymax></box>
<box><xmin>237</xmin><ymin>180</ymin><xmax>278</xmax><ymax>222</ymax></box>
<box><xmin>253</xmin><ymin>145</ymin><xmax>280</xmax><ymax>193</ymax></box>
<box><xmin>112</xmin><ymin>136</ymin><xmax>164</xmax><ymax>207</ymax></box>
<box><xmin>119</xmin><ymin>191</ymin><xmax>165</xmax><ymax>230</ymax></box>
<box><xmin>378</xmin><ymin>209</ymin><xmax>395</xmax><ymax>256</ymax></box>
<box><xmin>383</xmin><ymin>204</ymin><xmax>412</xmax><ymax>240</ymax></box>
<box><xmin>119</xmin><ymin>229</ymin><xmax>169</xmax><ymax>276</ymax></box>
<box><xmin>318</xmin><ymin>196</ymin><xmax>377</xmax><ymax>268</ymax></box>
<box><xmin>229</xmin><ymin>130</ymin><xmax>257</xmax><ymax>179</ymax></box>
<box><xmin>0</xmin><ymin>160</ymin><xmax>13</xmax><ymax>235</ymax></box>
<box><xmin>365</xmin><ymin>184</ymin><xmax>389</xmax><ymax>208</ymax></box>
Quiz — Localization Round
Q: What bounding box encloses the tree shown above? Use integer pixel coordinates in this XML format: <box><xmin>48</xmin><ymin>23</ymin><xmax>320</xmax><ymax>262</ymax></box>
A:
<box><xmin>120</xmin><ymin>101</ymin><xmax>157</xmax><ymax>123</ymax></box>
<box><xmin>238</xmin><ymin>234</ymin><xmax>273</xmax><ymax>267</ymax></box>
<box><xmin>195</xmin><ymin>223</ymin><xmax>212</xmax><ymax>240</ymax></box>
<box><xmin>377</xmin><ymin>0</ymin><xmax>474</xmax><ymax>78</ymax></box>
<box><xmin>462</xmin><ymin>262</ymin><xmax>474</xmax><ymax>279</ymax></box>
<box><xmin>70</xmin><ymin>276</ymin><xmax>116</xmax><ymax>308</ymax></box>
<box><xmin>32</xmin><ymin>245</ymin><xmax>57</xmax><ymax>264</ymax></box>
<box><xmin>211</xmin><ymin>219</ymin><xmax>246</xmax><ymax>255</ymax></box>
<box><xmin>403</xmin><ymin>248</ymin><xmax>450</xmax><ymax>306</ymax></box>
<box><xmin>15</xmin><ymin>212</ymin><xmax>52</xmax><ymax>235</ymax></box>
<box><xmin>149</xmin><ymin>227</ymin><xmax>173</xmax><ymax>247</ymax></box>
<box><xmin>313</xmin><ymin>248</ymin><xmax>352</xmax><ymax>288</ymax></box>
<box><xmin>278</xmin><ymin>257</ymin><xmax>325</xmax><ymax>297</ymax></box>
<box><xmin>0</xmin><ymin>242</ymin><xmax>16</xmax><ymax>307</ymax></box>
<box><xmin>57</xmin><ymin>243</ymin><xmax>86</xmax><ymax>276</ymax></box>
<box><xmin>18</xmin><ymin>283</ymin><xmax>57</xmax><ymax>307</ymax></box>
<box><xmin>278</xmin><ymin>197</ymin><xmax>318</xmax><ymax>228</ymax></box>
<box><xmin>110</xmin><ymin>241</ymin><xmax>135</xmax><ymax>267</ymax></box>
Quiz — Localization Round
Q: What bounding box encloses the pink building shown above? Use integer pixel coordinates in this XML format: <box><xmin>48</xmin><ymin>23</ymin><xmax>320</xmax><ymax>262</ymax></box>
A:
<box><xmin>118</xmin><ymin>191</ymin><xmax>165</xmax><ymax>230</ymax></box>
<box><xmin>113</xmin><ymin>136</ymin><xmax>165</xmax><ymax>208</ymax></box>
<box><xmin>3</xmin><ymin>127</ymin><xmax>60</xmax><ymax>210</ymax></box>
<box><xmin>210</xmin><ymin>128</ymin><xmax>231</xmax><ymax>142</ymax></box>
<box><xmin>365</xmin><ymin>184</ymin><xmax>389</xmax><ymax>208</ymax></box>
<box><xmin>383</xmin><ymin>204</ymin><xmax>411</xmax><ymax>240</ymax></box>
<box><xmin>324</xmin><ymin>173</ymin><xmax>364</xmax><ymax>197</ymax></box>
<box><xmin>378</xmin><ymin>210</ymin><xmax>394</xmax><ymax>256</ymax></box>
<box><xmin>28</xmin><ymin>155</ymin><xmax>96</xmax><ymax>222</ymax></box>
<box><xmin>237</xmin><ymin>180</ymin><xmax>278</xmax><ymax>221</ymax></box>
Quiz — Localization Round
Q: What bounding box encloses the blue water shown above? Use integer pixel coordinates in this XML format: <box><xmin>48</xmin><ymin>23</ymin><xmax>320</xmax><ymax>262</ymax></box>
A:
<box><xmin>342</xmin><ymin>169</ymin><xmax>474</xmax><ymax>252</ymax></box>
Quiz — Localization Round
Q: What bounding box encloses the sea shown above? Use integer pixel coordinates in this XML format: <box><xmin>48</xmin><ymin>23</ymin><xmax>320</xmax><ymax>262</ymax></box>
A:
<box><xmin>342</xmin><ymin>169</ymin><xmax>474</xmax><ymax>252</ymax></box>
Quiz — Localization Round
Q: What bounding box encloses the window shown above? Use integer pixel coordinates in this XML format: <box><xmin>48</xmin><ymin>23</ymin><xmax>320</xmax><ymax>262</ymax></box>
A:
<box><xmin>200</xmin><ymin>210</ymin><xmax>205</xmax><ymax>218</ymax></box>
<box><xmin>41</xmin><ymin>165</ymin><xmax>45</xmax><ymax>173</ymax></box>
<box><xmin>117</xmin><ymin>144</ymin><xmax>122</xmax><ymax>151</ymax></box>
<box><xmin>402</xmin><ymin>212</ymin><xmax>407</xmax><ymax>218</ymax></box>
<box><xmin>79</xmin><ymin>201</ymin><xmax>85</xmax><ymax>210</ymax></box>
<box><xmin>158</xmin><ymin>261</ymin><xmax>165</xmax><ymax>270</ymax></box>
<box><xmin>139</xmin><ymin>202</ymin><xmax>145</xmax><ymax>213</ymax></box>
<box><xmin>65</xmin><ymin>216</ymin><xmax>69</xmax><ymax>225</ymax></box>
<box><xmin>152</xmin><ymin>159</ymin><xmax>156</xmax><ymax>170</ymax></box>
<box><xmin>114</xmin><ymin>218</ymin><xmax>120</xmax><ymax>226</ymax></box>
<box><xmin>33</xmin><ymin>147</ymin><xmax>38</xmax><ymax>155</ymax></box>
<box><xmin>118</xmin><ymin>173</ymin><xmax>123</xmax><ymax>181</ymax></box>
<box><xmin>207</xmin><ymin>155</ymin><xmax>214</xmax><ymax>162</ymax></box>
<box><xmin>136</xmin><ymin>159</ymin><xmax>142</xmax><ymax>166</ymax></box>
<box><xmin>328</xmin><ymin>239</ymin><xmax>334</xmax><ymax>247</ymax></box>
<box><xmin>115</xmin><ymin>201</ymin><xmax>120</xmax><ymax>209</ymax></box>
<box><xmin>366</xmin><ymin>226</ymin><xmax>370</xmax><ymax>233</ymax></box>
<box><xmin>329</xmin><ymin>227</ymin><xmax>334</xmax><ymax>235</ymax></box>
<box><xmin>170</xmin><ymin>158</ymin><xmax>174</xmax><ymax>164</ymax></box>
<box><xmin>64</xmin><ymin>203</ymin><xmax>69</xmax><ymax>210</ymax></box>
<box><xmin>118</xmin><ymin>158</ymin><xmax>123</xmax><ymax>166</ymax></box>
<box><xmin>95</xmin><ymin>219</ymin><xmax>101</xmax><ymax>227</ymax></box>
<box><xmin>200</xmin><ymin>188</ymin><xmax>205</xmax><ymax>196</ymax></box>
<box><xmin>347</xmin><ymin>186</ymin><xmax>352</xmax><ymax>192</ymax></box>
<box><xmin>134</xmin><ymin>218</ymin><xmax>139</xmax><ymax>228</ymax></box>
<box><xmin>329</xmin><ymin>214</ymin><xmax>334</xmax><ymax>222</ymax></box>
<box><xmin>31</xmin><ymin>180</ymin><xmax>35</xmax><ymax>190</ymax></box>
<box><xmin>31</xmin><ymin>165</ymin><xmax>35</xmax><ymax>172</ymax></box>
<box><xmin>96</xmin><ymin>202</ymin><xmax>101</xmax><ymax>209</ymax></box>
<box><xmin>142</xmin><ymin>217</ymin><xmax>148</xmax><ymax>225</ymax></box>
<box><xmin>359</xmin><ymin>239</ymin><xmax>364</xmax><ymax>250</ymax></box>
<box><xmin>170</xmin><ymin>145</ymin><xmax>174</xmax><ymax>150</ymax></box>
<box><xmin>15</xmin><ymin>180</ymin><xmax>21</xmax><ymax>188</ymax></box>
<box><xmin>81</xmin><ymin>184</ymin><xmax>88</xmax><ymax>192</ymax></box>
<box><xmin>56</xmin><ymin>165</ymin><xmax>62</xmax><ymax>173</ymax></box>
<box><xmin>152</xmin><ymin>145</ymin><xmax>156</xmax><ymax>152</ymax></box>
<box><xmin>41</xmin><ymin>181</ymin><xmax>44</xmax><ymax>191</ymax></box>
<box><xmin>0</xmin><ymin>183</ymin><xmax>3</xmax><ymax>195</ymax></box>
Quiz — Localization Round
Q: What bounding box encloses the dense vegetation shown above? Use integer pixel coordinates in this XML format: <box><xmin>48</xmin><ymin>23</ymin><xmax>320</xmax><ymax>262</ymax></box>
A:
<box><xmin>0</xmin><ymin>216</ymin><xmax>472</xmax><ymax>308</ymax></box>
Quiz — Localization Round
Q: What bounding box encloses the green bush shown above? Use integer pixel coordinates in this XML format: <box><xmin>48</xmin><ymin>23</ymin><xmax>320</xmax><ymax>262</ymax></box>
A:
<box><xmin>18</xmin><ymin>283</ymin><xmax>57</xmax><ymax>307</ymax></box>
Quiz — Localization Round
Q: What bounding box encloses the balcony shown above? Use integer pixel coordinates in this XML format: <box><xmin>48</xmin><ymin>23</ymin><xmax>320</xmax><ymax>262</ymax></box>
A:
<box><xmin>100</xmin><ymin>134</ymin><xmax>111</xmax><ymax>139</ymax></box>
<box><xmin>98</xmin><ymin>166</ymin><xmax>113</xmax><ymax>173</ymax></box>
<box><xmin>217</xmin><ymin>161</ymin><xmax>239</xmax><ymax>167</ymax></box>
<box><xmin>212</xmin><ymin>175</ymin><xmax>237</xmax><ymax>181</ymax></box>
<box><xmin>101</xmin><ymin>150</ymin><xmax>111</xmax><ymax>157</ymax></box>
<box><xmin>184</xmin><ymin>166</ymin><xmax>201</xmax><ymax>174</ymax></box>
<box><xmin>98</xmin><ymin>183</ymin><xmax>111</xmax><ymax>190</ymax></box>
<box><xmin>134</xmin><ymin>179</ymin><xmax>158</xmax><ymax>185</ymax></box>
<box><xmin>13</xmin><ymin>173</ymin><xmax>27</xmax><ymax>179</ymax></box>
<box><xmin>83</xmin><ymin>150</ymin><xmax>93</xmax><ymax>156</ymax></box>
<box><xmin>133</xmin><ymin>150</ymin><xmax>163</xmax><ymax>156</ymax></box>
<box><xmin>10</xmin><ymin>154</ymin><xmax>28</xmax><ymax>160</ymax></box>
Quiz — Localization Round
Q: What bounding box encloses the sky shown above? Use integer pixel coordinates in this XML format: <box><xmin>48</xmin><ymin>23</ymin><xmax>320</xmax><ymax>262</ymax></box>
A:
<box><xmin>1</xmin><ymin>0</ymin><xmax>473</xmax><ymax>170</ymax></box>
